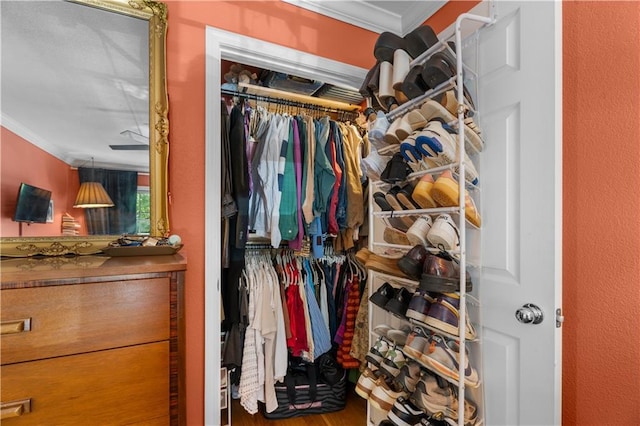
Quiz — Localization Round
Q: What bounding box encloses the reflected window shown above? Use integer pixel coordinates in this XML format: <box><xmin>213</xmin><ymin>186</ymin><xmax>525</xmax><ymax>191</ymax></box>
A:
<box><xmin>136</xmin><ymin>187</ymin><xmax>150</xmax><ymax>234</ymax></box>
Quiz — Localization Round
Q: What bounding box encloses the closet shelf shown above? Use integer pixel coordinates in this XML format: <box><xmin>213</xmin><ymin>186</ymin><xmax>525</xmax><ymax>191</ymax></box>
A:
<box><xmin>235</xmin><ymin>82</ymin><xmax>361</xmax><ymax>112</ymax></box>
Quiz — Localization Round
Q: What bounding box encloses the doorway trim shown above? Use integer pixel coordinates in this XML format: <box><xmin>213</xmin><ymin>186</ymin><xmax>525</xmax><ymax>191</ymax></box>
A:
<box><xmin>204</xmin><ymin>26</ymin><xmax>367</xmax><ymax>425</ymax></box>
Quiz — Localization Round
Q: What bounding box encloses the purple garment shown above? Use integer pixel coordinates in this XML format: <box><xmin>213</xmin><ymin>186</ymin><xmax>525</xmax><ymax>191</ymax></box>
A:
<box><xmin>289</xmin><ymin>119</ymin><xmax>304</xmax><ymax>250</ymax></box>
<box><xmin>334</xmin><ymin>275</ymin><xmax>352</xmax><ymax>345</ymax></box>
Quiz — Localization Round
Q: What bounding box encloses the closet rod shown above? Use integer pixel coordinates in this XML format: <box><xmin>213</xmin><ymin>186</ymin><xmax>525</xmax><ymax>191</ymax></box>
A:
<box><xmin>222</xmin><ymin>84</ymin><xmax>361</xmax><ymax>115</ymax></box>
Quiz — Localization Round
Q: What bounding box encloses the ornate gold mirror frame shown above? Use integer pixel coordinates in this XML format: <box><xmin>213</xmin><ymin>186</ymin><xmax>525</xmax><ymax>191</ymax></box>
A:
<box><xmin>0</xmin><ymin>0</ymin><xmax>169</xmax><ymax>257</ymax></box>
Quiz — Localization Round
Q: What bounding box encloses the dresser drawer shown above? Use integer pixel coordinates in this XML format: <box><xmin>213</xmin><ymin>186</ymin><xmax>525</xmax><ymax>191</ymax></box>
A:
<box><xmin>1</xmin><ymin>278</ymin><xmax>170</xmax><ymax>364</ymax></box>
<box><xmin>1</xmin><ymin>342</ymin><xmax>169</xmax><ymax>425</ymax></box>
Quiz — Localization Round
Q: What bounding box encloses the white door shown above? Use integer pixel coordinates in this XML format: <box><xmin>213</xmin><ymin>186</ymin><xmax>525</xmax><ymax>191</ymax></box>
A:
<box><xmin>472</xmin><ymin>1</ymin><xmax>562</xmax><ymax>424</ymax></box>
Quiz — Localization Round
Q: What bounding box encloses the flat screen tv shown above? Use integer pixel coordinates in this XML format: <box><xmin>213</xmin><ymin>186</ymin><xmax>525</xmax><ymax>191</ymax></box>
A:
<box><xmin>13</xmin><ymin>182</ymin><xmax>52</xmax><ymax>224</ymax></box>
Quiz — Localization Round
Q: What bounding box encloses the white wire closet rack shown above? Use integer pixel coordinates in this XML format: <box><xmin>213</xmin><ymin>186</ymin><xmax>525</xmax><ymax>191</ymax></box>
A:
<box><xmin>365</xmin><ymin>9</ymin><xmax>495</xmax><ymax>426</ymax></box>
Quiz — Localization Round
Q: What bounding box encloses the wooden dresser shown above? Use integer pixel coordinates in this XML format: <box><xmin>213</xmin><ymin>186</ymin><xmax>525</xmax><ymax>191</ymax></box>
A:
<box><xmin>0</xmin><ymin>254</ymin><xmax>186</xmax><ymax>425</ymax></box>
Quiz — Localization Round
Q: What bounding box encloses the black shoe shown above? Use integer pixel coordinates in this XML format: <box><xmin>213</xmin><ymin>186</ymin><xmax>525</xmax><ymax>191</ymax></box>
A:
<box><xmin>385</xmin><ymin>287</ymin><xmax>412</xmax><ymax>318</ymax></box>
<box><xmin>381</xmin><ymin>153</ymin><xmax>411</xmax><ymax>184</ymax></box>
<box><xmin>370</xmin><ymin>282</ymin><xmax>395</xmax><ymax>308</ymax></box>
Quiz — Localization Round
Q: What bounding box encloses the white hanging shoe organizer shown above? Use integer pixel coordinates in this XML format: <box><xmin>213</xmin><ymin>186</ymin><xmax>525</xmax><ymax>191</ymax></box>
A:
<box><xmin>365</xmin><ymin>10</ymin><xmax>494</xmax><ymax>426</ymax></box>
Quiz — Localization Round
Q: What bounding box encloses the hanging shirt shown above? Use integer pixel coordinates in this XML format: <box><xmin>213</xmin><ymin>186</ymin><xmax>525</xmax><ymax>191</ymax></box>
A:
<box><xmin>289</xmin><ymin>118</ymin><xmax>304</xmax><ymax>250</ymax></box>
<box><xmin>326</xmin><ymin>123</ymin><xmax>342</xmax><ymax>236</ymax></box>
<box><xmin>248</xmin><ymin>108</ymin><xmax>271</xmax><ymax>234</ymax></box>
<box><xmin>339</xmin><ymin>122</ymin><xmax>365</xmax><ymax>232</ymax></box>
<box><xmin>332</xmin><ymin>121</ymin><xmax>347</xmax><ymax>231</ymax></box>
<box><xmin>255</xmin><ymin>115</ymin><xmax>283</xmax><ymax>242</ymax></box>
<box><xmin>301</xmin><ymin>116</ymin><xmax>316</xmax><ymax>225</ymax></box>
<box><xmin>270</xmin><ymin>116</ymin><xmax>290</xmax><ymax>247</ymax></box>
<box><xmin>239</xmin><ymin>270</ymin><xmax>260</xmax><ymax>414</ymax></box>
<box><xmin>279</xmin><ymin>118</ymin><xmax>299</xmax><ymax>241</ymax></box>
<box><xmin>303</xmin><ymin>259</ymin><xmax>332</xmax><ymax>358</ymax></box>
<box><xmin>312</xmin><ymin>116</ymin><xmax>335</xmax><ymax>231</ymax></box>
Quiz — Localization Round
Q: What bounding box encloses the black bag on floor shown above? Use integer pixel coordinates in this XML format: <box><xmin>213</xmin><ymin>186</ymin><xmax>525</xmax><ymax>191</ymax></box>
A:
<box><xmin>263</xmin><ymin>353</ymin><xmax>346</xmax><ymax>419</ymax></box>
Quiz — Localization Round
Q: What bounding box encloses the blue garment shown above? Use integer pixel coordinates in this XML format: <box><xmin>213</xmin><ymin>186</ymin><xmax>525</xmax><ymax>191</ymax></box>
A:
<box><xmin>303</xmin><ymin>259</ymin><xmax>331</xmax><ymax>358</ymax></box>
<box><xmin>331</xmin><ymin>121</ymin><xmax>347</xmax><ymax>230</ymax></box>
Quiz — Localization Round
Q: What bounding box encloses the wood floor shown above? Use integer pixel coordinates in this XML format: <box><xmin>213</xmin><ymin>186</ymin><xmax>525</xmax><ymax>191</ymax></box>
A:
<box><xmin>226</xmin><ymin>385</ymin><xmax>368</xmax><ymax>426</ymax></box>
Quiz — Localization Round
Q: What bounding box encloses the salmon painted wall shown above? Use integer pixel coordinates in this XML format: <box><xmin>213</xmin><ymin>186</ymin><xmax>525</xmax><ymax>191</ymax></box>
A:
<box><xmin>163</xmin><ymin>0</ymin><xmax>640</xmax><ymax>424</ymax></box>
<box><xmin>0</xmin><ymin>126</ymin><xmax>82</xmax><ymax>236</ymax></box>
<box><xmin>563</xmin><ymin>2</ymin><xmax>640</xmax><ymax>424</ymax></box>
<box><xmin>1</xmin><ymin>127</ymin><xmax>149</xmax><ymax>237</ymax></box>
<box><xmin>164</xmin><ymin>1</ymin><xmax>378</xmax><ymax>423</ymax></box>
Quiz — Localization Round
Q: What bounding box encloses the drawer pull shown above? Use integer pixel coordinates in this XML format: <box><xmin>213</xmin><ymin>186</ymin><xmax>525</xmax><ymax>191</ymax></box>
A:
<box><xmin>0</xmin><ymin>318</ymin><xmax>31</xmax><ymax>335</ymax></box>
<box><xmin>1</xmin><ymin>399</ymin><xmax>32</xmax><ymax>419</ymax></box>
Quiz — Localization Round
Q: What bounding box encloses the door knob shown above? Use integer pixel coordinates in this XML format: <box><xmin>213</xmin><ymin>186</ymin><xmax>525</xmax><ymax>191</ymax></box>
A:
<box><xmin>515</xmin><ymin>303</ymin><xmax>544</xmax><ymax>324</ymax></box>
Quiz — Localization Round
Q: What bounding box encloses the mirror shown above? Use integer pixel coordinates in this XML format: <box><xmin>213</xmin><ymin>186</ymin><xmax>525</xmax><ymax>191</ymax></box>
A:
<box><xmin>0</xmin><ymin>0</ymin><xmax>169</xmax><ymax>257</ymax></box>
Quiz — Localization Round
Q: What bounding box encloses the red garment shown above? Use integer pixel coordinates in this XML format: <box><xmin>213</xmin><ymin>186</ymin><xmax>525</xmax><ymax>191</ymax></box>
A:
<box><xmin>327</xmin><ymin>131</ymin><xmax>342</xmax><ymax>236</ymax></box>
<box><xmin>286</xmin><ymin>283</ymin><xmax>308</xmax><ymax>357</ymax></box>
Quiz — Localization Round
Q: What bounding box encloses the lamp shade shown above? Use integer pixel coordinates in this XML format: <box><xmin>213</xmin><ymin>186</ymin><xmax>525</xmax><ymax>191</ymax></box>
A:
<box><xmin>73</xmin><ymin>182</ymin><xmax>115</xmax><ymax>208</ymax></box>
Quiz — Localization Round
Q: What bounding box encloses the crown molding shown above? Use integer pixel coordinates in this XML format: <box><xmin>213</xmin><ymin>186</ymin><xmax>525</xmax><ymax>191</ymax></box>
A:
<box><xmin>1</xmin><ymin>114</ymin><xmax>149</xmax><ymax>173</ymax></box>
<box><xmin>400</xmin><ymin>1</ymin><xmax>448</xmax><ymax>36</ymax></box>
<box><xmin>282</xmin><ymin>0</ymin><xmax>403</xmax><ymax>34</ymax></box>
<box><xmin>1</xmin><ymin>113</ymin><xmax>72</xmax><ymax>165</ymax></box>
<box><xmin>282</xmin><ymin>0</ymin><xmax>446</xmax><ymax>36</ymax></box>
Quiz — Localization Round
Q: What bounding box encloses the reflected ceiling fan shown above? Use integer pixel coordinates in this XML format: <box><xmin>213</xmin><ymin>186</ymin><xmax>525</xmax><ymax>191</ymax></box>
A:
<box><xmin>110</xmin><ymin>127</ymin><xmax>149</xmax><ymax>151</ymax></box>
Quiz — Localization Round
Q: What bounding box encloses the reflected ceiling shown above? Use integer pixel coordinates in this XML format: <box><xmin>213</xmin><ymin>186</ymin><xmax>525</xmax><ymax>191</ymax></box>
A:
<box><xmin>1</xmin><ymin>0</ymin><xmax>149</xmax><ymax>172</ymax></box>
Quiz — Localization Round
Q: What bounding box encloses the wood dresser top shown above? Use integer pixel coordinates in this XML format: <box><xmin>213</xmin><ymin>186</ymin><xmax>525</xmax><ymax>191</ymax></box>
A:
<box><xmin>1</xmin><ymin>254</ymin><xmax>187</xmax><ymax>285</ymax></box>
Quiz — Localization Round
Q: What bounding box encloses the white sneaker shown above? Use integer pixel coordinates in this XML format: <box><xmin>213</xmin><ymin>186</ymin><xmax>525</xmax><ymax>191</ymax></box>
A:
<box><xmin>368</xmin><ymin>111</ymin><xmax>391</xmax><ymax>150</ymax></box>
<box><xmin>416</xmin><ymin>119</ymin><xmax>480</xmax><ymax>186</ymax></box>
<box><xmin>415</xmin><ymin>120</ymin><xmax>457</xmax><ymax>166</ymax></box>
<box><xmin>406</xmin><ymin>215</ymin><xmax>433</xmax><ymax>247</ymax></box>
<box><xmin>362</xmin><ymin>151</ymin><xmax>392</xmax><ymax>181</ymax></box>
<box><xmin>427</xmin><ymin>214</ymin><xmax>460</xmax><ymax>251</ymax></box>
